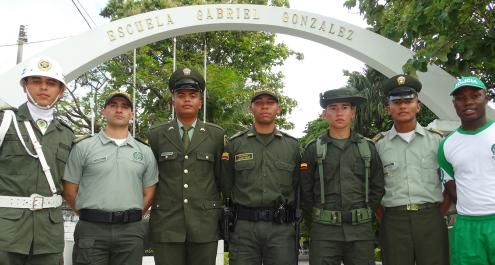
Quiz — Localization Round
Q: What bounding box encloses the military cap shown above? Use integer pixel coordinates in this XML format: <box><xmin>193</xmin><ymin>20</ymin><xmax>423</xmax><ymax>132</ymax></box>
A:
<box><xmin>451</xmin><ymin>76</ymin><xmax>487</xmax><ymax>96</ymax></box>
<box><xmin>104</xmin><ymin>91</ymin><xmax>133</xmax><ymax>109</ymax></box>
<box><xmin>251</xmin><ymin>89</ymin><xmax>279</xmax><ymax>103</ymax></box>
<box><xmin>168</xmin><ymin>67</ymin><xmax>205</xmax><ymax>93</ymax></box>
<box><xmin>319</xmin><ymin>87</ymin><xmax>366</xmax><ymax>108</ymax></box>
<box><xmin>382</xmin><ymin>74</ymin><xmax>422</xmax><ymax>101</ymax></box>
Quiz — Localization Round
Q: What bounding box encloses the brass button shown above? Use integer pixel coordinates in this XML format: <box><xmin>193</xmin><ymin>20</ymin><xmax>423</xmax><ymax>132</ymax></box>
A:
<box><xmin>184</xmin><ymin>199</ymin><xmax>188</xmax><ymax>203</ymax></box>
<box><xmin>185</xmin><ymin>155</ymin><xmax>189</xmax><ymax>159</ymax></box>
<box><xmin>184</xmin><ymin>184</ymin><xmax>189</xmax><ymax>189</ymax></box>
<box><xmin>184</xmin><ymin>169</ymin><xmax>188</xmax><ymax>174</ymax></box>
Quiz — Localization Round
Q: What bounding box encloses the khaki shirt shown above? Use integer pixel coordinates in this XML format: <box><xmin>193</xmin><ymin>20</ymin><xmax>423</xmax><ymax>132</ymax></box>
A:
<box><xmin>301</xmin><ymin>130</ymin><xmax>385</xmax><ymax>241</ymax></box>
<box><xmin>221</xmin><ymin>127</ymin><xmax>300</xmax><ymax>208</ymax></box>
<box><xmin>0</xmin><ymin>103</ymin><xmax>74</xmax><ymax>254</ymax></box>
<box><xmin>63</xmin><ymin>130</ymin><xmax>158</xmax><ymax>211</ymax></box>
<box><xmin>375</xmin><ymin>123</ymin><xmax>443</xmax><ymax>207</ymax></box>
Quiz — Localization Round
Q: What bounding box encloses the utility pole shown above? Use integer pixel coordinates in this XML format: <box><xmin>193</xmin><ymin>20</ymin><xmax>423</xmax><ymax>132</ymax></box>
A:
<box><xmin>16</xmin><ymin>25</ymin><xmax>28</xmax><ymax>64</ymax></box>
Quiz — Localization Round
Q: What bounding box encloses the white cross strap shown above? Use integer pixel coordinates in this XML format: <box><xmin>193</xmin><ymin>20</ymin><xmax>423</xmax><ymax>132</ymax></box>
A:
<box><xmin>0</xmin><ymin>194</ymin><xmax>62</xmax><ymax>210</ymax></box>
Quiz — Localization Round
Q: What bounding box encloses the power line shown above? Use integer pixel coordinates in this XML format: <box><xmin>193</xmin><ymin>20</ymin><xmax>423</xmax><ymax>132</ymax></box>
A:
<box><xmin>71</xmin><ymin>0</ymin><xmax>93</xmax><ymax>29</ymax></box>
<box><xmin>0</xmin><ymin>35</ymin><xmax>72</xmax><ymax>48</ymax></box>
<box><xmin>75</xmin><ymin>0</ymin><xmax>97</xmax><ymax>27</ymax></box>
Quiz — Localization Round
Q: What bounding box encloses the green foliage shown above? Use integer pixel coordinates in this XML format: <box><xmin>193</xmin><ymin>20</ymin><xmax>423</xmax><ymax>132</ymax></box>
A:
<box><xmin>60</xmin><ymin>0</ymin><xmax>300</xmax><ymax>137</ymax></box>
<box><xmin>344</xmin><ymin>0</ymin><xmax>495</xmax><ymax>92</ymax></box>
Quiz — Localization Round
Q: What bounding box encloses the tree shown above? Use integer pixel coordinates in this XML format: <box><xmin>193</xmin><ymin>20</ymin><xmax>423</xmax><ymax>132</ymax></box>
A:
<box><xmin>344</xmin><ymin>0</ymin><xmax>495</xmax><ymax>93</ymax></box>
<box><xmin>59</xmin><ymin>0</ymin><xmax>302</xmax><ymax>137</ymax></box>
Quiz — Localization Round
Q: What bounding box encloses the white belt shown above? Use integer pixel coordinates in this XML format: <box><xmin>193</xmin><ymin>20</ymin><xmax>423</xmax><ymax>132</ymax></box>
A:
<box><xmin>0</xmin><ymin>194</ymin><xmax>62</xmax><ymax>211</ymax></box>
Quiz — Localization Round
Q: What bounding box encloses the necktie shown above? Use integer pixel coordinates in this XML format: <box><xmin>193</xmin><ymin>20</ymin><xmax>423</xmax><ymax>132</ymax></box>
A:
<box><xmin>36</xmin><ymin>119</ymin><xmax>48</xmax><ymax>134</ymax></box>
<box><xmin>182</xmin><ymin>125</ymin><xmax>192</xmax><ymax>149</ymax></box>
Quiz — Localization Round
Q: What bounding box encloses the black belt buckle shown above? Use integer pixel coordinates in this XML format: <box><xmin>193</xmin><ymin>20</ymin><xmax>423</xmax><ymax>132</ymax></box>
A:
<box><xmin>113</xmin><ymin>210</ymin><xmax>131</xmax><ymax>223</ymax></box>
<box><xmin>341</xmin><ymin>211</ymin><xmax>352</xmax><ymax>224</ymax></box>
<box><xmin>258</xmin><ymin>209</ymin><xmax>272</xmax><ymax>221</ymax></box>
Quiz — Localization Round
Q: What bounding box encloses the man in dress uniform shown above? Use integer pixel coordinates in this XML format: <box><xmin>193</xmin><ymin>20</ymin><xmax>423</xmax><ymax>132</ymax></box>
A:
<box><xmin>301</xmin><ymin>88</ymin><xmax>385</xmax><ymax>265</ymax></box>
<box><xmin>0</xmin><ymin>56</ymin><xmax>74</xmax><ymax>264</ymax></box>
<box><xmin>375</xmin><ymin>74</ymin><xmax>449</xmax><ymax>265</ymax></box>
<box><xmin>63</xmin><ymin>91</ymin><xmax>159</xmax><ymax>265</ymax></box>
<box><xmin>221</xmin><ymin>89</ymin><xmax>301</xmax><ymax>265</ymax></box>
<box><xmin>148</xmin><ymin>67</ymin><xmax>225</xmax><ymax>265</ymax></box>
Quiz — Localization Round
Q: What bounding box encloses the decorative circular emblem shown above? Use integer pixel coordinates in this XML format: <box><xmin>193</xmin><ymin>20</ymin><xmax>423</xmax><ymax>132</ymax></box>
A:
<box><xmin>133</xmin><ymin>152</ymin><xmax>144</xmax><ymax>161</ymax></box>
<box><xmin>491</xmin><ymin>143</ymin><xmax>495</xmax><ymax>156</ymax></box>
<box><xmin>37</xmin><ymin>60</ymin><xmax>52</xmax><ymax>71</ymax></box>
<box><xmin>36</xmin><ymin>119</ymin><xmax>48</xmax><ymax>130</ymax></box>
<box><xmin>183</xmin><ymin>68</ymin><xmax>191</xmax><ymax>76</ymax></box>
<box><xmin>397</xmin><ymin>76</ymin><xmax>406</xmax><ymax>85</ymax></box>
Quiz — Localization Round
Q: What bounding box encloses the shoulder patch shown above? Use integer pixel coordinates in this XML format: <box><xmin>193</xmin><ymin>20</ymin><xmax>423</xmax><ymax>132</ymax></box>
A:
<box><xmin>73</xmin><ymin>134</ymin><xmax>91</xmax><ymax>145</ymax></box>
<box><xmin>229</xmin><ymin>129</ymin><xmax>249</xmax><ymax>141</ymax></box>
<box><xmin>427</xmin><ymin>128</ymin><xmax>444</xmax><ymax>137</ymax></box>
<box><xmin>135</xmin><ymin>137</ymin><xmax>149</xmax><ymax>146</ymax></box>
<box><xmin>372</xmin><ymin>132</ymin><xmax>386</xmax><ymax>143</ymax></box>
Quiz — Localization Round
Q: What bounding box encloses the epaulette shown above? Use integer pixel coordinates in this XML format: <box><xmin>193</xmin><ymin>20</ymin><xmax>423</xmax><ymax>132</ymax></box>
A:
<box><xmin>0</xmin><ymin>106</ymin><xmax>17</xmax><ymax>112</ymax></box>
<box><xmin>303</xmin><ymin>137</ymin><xmax>317</xmax><ymax>149</ymax></box>
<box><xmin>278</xmin><ymin>130</ymin><xmax>298</xmax><ymax>141</ymax></box>
<box><xmin>73</xmin><ymin>134</ymin><xmax>91</xmax><ymax>145</ymax></box>
<box><xmin>204</xmin><ymin>122</ymin><xmax>224</xmax><ymax>132</ymax></box>
<box><xmin>427</xmin><ymin>128</ymin><xmax>444</xmax><ymax>137</ymax></box>
<box><xmin>372</xmin><ymin>132</ymin><xmax>387</xmax><ymax>143</ymax></box>
<box><xmin>56</xmin><ymin>119</ymin><xmax>74</xmax><ymax>132</ymax></box>
<box><xmin>134</xmin><ymin>137</ymin><xmax>149</xmax><ymax>146</ymax></box>
<box><xmin>149</xmin><ymin>123</ymin><xmax>167</xmax><ymax>131</ymax></box>
<box><xmin>229</xmin><ymin>129</ymin><xmax>249</xmax><ymax>140</ymax></box>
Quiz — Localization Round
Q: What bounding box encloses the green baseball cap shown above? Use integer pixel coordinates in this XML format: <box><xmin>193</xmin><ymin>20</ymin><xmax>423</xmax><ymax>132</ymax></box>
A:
<box><xmin>451</xmin><ymin>76</ymin><xmax>487</xmax><ymax>95</ymax></box>
<box><xmin>251</xmin><ymin>89</ymin><xmax>279</xmax><ymax>103</ymax></box>
<box><xmin>104</xmin><ymin>91</ymin><xmax>133</xmax><ymax>109</ymax></box>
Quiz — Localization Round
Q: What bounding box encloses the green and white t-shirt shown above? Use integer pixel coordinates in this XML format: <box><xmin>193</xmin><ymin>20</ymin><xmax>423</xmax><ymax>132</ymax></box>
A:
<box><xmin>438</xmin><ymin>120</ymin><xmax>495</xmax><ymax>216</ymax></box>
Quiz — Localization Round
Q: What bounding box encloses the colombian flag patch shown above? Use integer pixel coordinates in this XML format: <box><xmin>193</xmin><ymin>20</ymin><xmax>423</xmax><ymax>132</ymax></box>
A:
<box><xmin>300</xmin><ymin>163</ymin><xmax>308</xmax><ymax>172</ymax></box>
<box><xmin>221</xmin><ymin>152</ymin><xmax>230</xmax><ymax>161</ymax></box>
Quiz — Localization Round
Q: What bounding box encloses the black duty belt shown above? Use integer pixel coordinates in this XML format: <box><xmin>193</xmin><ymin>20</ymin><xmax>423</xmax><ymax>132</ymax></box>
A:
<box><xmin>385</xmin><ymin>202</ymin><xmax>437</xmax><ymax>212</ymax></box>
<box><xmin>236</xmin><ymin>206</ymin><xmax>296</xmax><ymax>223</ymax></box>
<box><xmin>79</xmin><ymin>209</ymin><xmax>142</xmax><ymax>224</ymax></box>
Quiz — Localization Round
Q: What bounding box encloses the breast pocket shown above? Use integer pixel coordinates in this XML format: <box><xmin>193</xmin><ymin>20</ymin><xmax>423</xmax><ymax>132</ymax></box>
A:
<box><xmin>197</xmin><ymin>152</ymin><xmax>214</xmax><ymax>163</ymax></box>
<box><xmin>159</xmin><ymin>151</ymin><xmax>177</xmax><ymax>162</ymax></box>
<box><xmin>274</xmin><ymin>160</ymin><xmax>294</xmax><ymax>187</ymax></box>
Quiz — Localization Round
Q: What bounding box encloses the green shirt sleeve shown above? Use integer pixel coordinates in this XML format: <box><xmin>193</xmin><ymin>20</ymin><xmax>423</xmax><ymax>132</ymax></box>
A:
<box><xmin>437</xmin><ymin>137</ymin><xmax>455</xmax><ymax>180</ymax></box>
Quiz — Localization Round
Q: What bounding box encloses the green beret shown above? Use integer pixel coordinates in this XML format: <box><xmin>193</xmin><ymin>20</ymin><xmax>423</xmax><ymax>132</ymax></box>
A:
<box><xmin>382</xmin><ymin>74</ymin><xmax>422</xmax><ymax>100</ymax></box>
<box><xmin>319</xmin><ymin>88</ymin><xmax>366</xmax><ymax>108</ymax></box>
<box><xmin>168</xmin><ymin>67</ymin><xmax>205</xmax><ymax>93</ymax></box>
<box><xmin>251</xmin><ymin>89</ymin><xmax>279</xmax><ymax>103</ymax></box>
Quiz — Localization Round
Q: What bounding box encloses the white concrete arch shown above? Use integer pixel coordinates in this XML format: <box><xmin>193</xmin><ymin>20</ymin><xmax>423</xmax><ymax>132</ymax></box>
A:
<box><xmin>0</xmin><ymin>4</ymin><xmax>484</xmax><ymax>120</ymax></box>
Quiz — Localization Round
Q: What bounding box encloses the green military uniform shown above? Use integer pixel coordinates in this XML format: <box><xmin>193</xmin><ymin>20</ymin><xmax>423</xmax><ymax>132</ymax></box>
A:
<box><xmin>375</xmin><ymin>75</ymin><xmax>449</xmax><ymax>265</ymax></box>
<box><xmin>148</xmin><ymin>67</ymin><xmax>224</xmax><ymax>265</ymax></box>
<box><xmin>221</xmin><ymin>126</ymin><xmax>300</xmax><ymax>265</ymax></box>
<box><xmin>64</xmin><ymin>128</ymin><xmax>158</xmax><ymax>265</ymax></box>
<box><xmin>300</xmin><ymin>88</ymin><xmax>385</xmax><ymax>265</ymax></box>
<box><xmin>0</xmin><ymin>103</ymin><xmax>74</xmax><ymax>264</ymax></box>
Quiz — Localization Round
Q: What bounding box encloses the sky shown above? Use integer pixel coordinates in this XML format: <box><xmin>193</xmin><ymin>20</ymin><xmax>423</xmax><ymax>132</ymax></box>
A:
<box><xmin>0</xmin><ymin>0</ymin><xmax>368</xmax><ymax>137</ymax></box>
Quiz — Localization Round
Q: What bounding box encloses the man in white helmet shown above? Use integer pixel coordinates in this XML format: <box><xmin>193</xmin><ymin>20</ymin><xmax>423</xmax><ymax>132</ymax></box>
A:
<box><xmin>0</xmin><ymin>56</ymin><xmax>74</xmax><ymax>264</ymax></box>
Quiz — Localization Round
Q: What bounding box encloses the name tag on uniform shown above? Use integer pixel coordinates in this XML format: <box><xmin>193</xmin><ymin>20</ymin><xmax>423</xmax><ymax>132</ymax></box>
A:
<box><xmin>235</xmin><ymin>153</ymin><xmax>253</xmax><ymax>162</ymax></box>
<box><xmin>161</xmin><ymin>152</ymin><xmax>174</xmax><ymax>159</ymax></box>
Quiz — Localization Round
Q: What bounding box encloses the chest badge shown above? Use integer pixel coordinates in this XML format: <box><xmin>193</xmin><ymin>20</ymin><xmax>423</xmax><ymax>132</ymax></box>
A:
<box><xmin>235</xmin><ymin>153</ymin><xmax>253</xmax><ymax>162</ymax></box>
<box><xmin>133</xmin><ymin>152</ymin><xmax>144</xmax><ymax>161</ymax></box>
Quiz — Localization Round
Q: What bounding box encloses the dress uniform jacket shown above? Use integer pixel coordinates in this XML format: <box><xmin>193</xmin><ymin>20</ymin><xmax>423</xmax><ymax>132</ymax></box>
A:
<box><xmin>301</xmin><ymin>130</ymin><xmax>385</xmax><ymax>241</ymax></box>
<box><xmin>0</xmin><ymin>103</ymin><xmax>73</xmax><ymax>254</ymax></box>
<box><xmin>148</xmin><ymin>119</ymin><xmax>224</xmax><ymax>243</ymax></box>
<box><xmin>221</xmin><ymin>127</ymin><xmax>300</xmax><ymax>208</ymax></box>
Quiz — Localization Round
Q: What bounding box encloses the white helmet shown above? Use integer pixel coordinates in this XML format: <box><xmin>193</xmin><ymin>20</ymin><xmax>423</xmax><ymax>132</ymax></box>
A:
<box><xmin>19</xmin><ymin>56</ymin><xmax>67</xmax><ymax>89</ymax></box>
